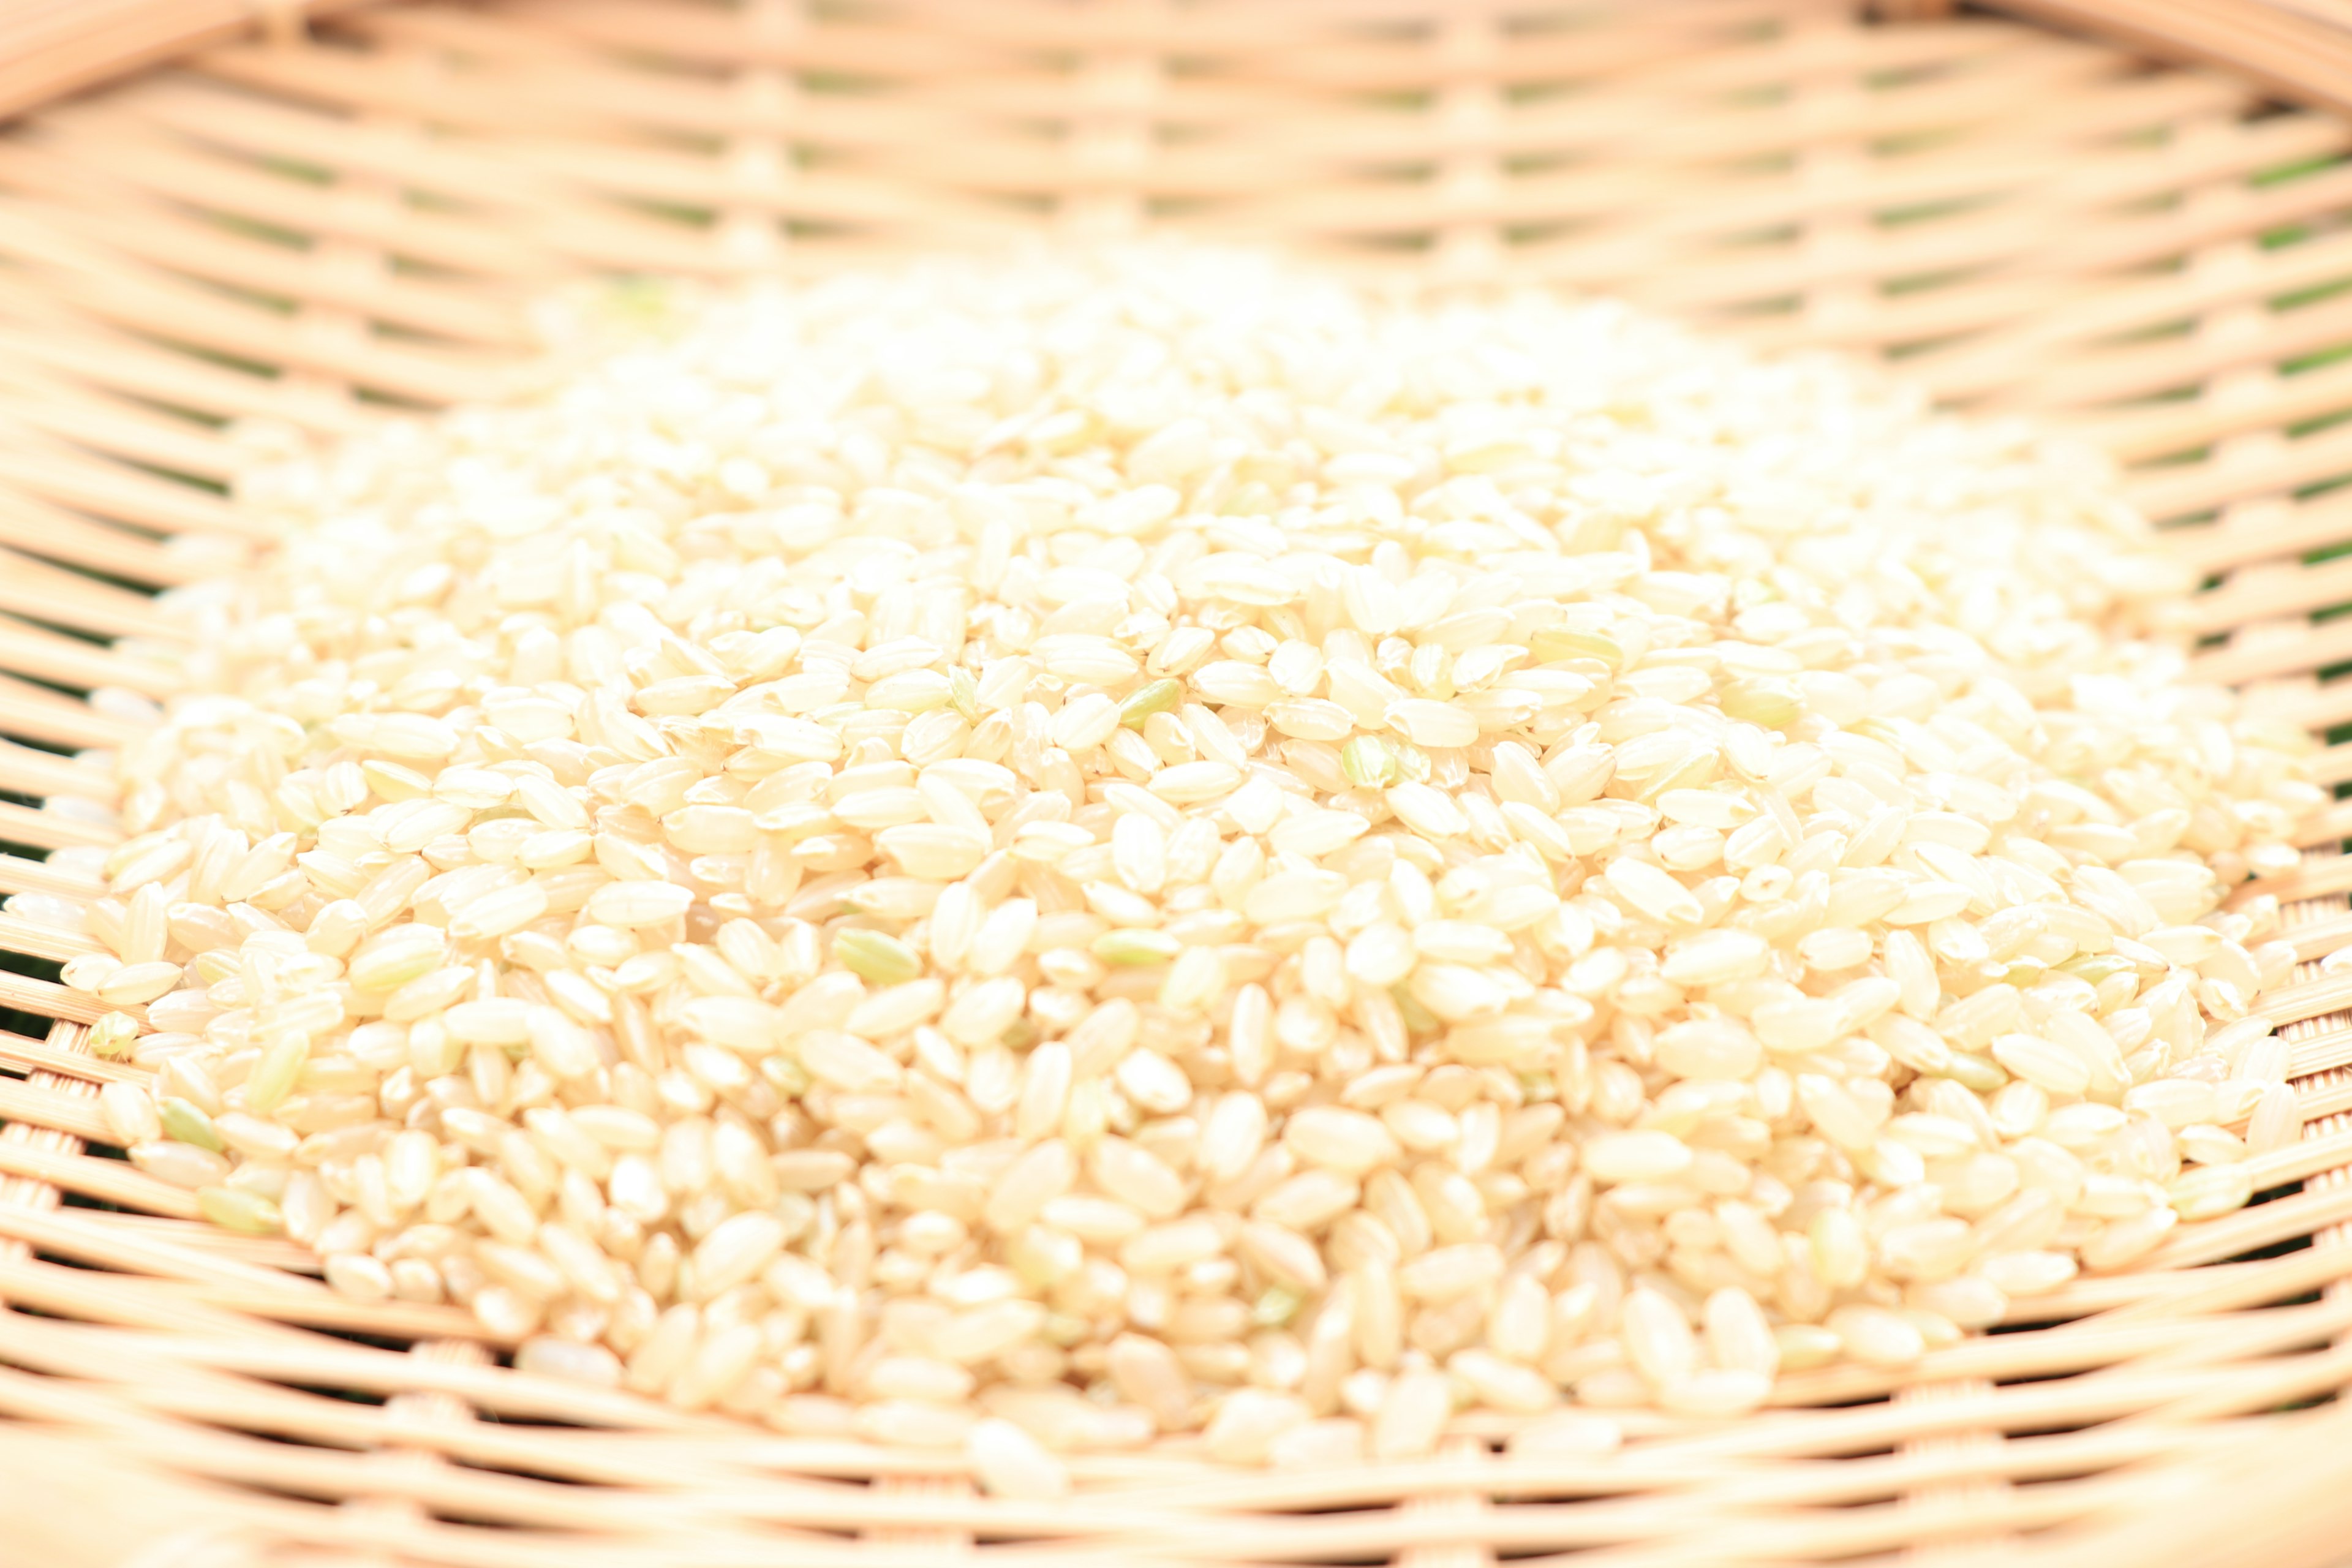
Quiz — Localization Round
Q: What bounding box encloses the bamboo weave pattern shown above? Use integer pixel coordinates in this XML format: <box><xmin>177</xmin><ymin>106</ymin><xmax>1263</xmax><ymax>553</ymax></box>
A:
<box><xmin>4</xmin><ymin>3</ymin><xmax>2352</xmax><ymax>1564</ymax></box>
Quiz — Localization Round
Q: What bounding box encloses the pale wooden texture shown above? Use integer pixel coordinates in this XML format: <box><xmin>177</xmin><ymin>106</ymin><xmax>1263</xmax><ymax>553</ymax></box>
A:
<box><xmin>1990</xmin><ymin>0</ymin><xmax>2352</xmax><ymax>124</ymax></box>
<box><xmin>7</xmin><ymin>2</ymin><xmax>2352</xmax><ymax>1566</ymax></box>
<box><xmin>0</xmin><ymin>1</ymin><xmax>383</xmax><ymax>122</ymax></box>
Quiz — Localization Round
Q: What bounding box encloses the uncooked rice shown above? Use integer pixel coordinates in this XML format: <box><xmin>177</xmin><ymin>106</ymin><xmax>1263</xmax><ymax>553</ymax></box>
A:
<box><xmin>29</xmin><ymin>243</ymin><xmax>2324</xmax><ymax>1490</ymax></box>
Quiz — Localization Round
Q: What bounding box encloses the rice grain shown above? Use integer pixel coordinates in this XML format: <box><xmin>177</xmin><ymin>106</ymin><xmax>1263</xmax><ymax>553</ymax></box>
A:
<box><xmin>87</xmin><ymin>242</ymin><xmax>2315</xmax><ymax>1469</ymax></box>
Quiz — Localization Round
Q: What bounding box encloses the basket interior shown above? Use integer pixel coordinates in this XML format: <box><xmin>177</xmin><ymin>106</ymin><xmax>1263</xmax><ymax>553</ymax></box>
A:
<box><xmin>6</xmin><ymin>2</ymin><xmax>2352</xmax><ymax>1564</ymax></box>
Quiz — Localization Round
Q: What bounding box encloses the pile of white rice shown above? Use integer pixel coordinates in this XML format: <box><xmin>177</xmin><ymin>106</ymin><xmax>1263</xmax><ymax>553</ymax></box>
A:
<box><xmin>45</xmin><ymin>245</ymin><xmax>2320</xmax><ymax>1491</ymax></box>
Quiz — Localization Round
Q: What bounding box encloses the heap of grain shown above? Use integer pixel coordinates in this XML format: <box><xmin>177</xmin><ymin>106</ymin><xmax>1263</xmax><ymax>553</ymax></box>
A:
<box><xmin>46</xmin><ymin>246</ymin><xmax>2320</xmax><ymax>1490</ymax></box>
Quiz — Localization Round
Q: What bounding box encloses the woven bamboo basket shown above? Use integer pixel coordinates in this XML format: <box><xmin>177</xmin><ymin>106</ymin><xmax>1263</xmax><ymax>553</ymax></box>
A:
<box><xmin>12</xmin><ymin>2</ymin><xmax>2352</xmax><ymax>1564</ymax></box>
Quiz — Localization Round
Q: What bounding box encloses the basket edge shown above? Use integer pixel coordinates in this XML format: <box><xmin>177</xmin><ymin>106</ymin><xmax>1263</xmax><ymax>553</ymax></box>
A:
<box><xmin>0</xmin><ymin>0</ymin><xmax>383</xmax><ymax>124</ymax></box>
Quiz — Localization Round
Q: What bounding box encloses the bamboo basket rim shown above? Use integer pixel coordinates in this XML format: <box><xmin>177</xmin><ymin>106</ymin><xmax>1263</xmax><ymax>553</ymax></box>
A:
<box><xmin>6</xmin><ymin>2</ymin><xmax>2352</xmax><ymax>1566</ymax></box>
